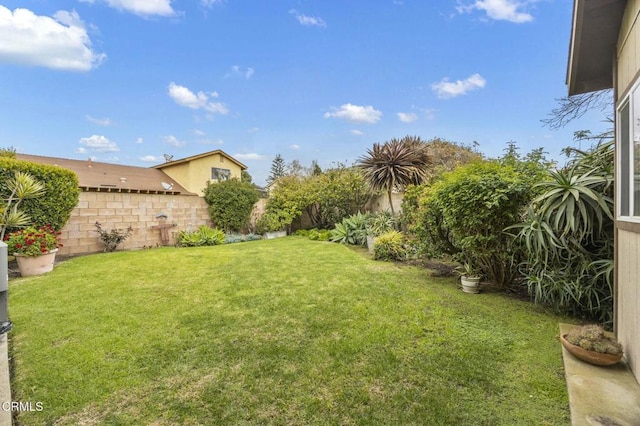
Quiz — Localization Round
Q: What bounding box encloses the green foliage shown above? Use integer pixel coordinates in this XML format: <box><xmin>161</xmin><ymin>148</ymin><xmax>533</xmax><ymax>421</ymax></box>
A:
<box><xmin>95</xmin><ymin>222</ymin><xmax>133</xmax><ymax>252</ymax></box>
<box><xmin>373</xmin><ymin>230</ymin><xmax>406</xmax><ymax>261</ymax></box>
<box><xmin>330</xmin><ymin>212</ymin><xmax>368</xmax><ymax>245</ymax></box>
<box><xmin>510</xmin><ymin>140</ymin><xmax>614</xmax><ymax>325</ymax></box>
<box><xmin>414</xmin><ymin>160</ymin><xmax>539</xmax><ymax>288</ymax></box>
<box><xmin>177</xmin><ymin>225</ymin><xmax>225</xmax><ymax>247</ymax></box>
<box><xmin>204</xmin><ymin>178</ymin><xmax>259</xmax><ymax>232</ymax></box>
<box><xmin>267</xmin><ymin>153</ymin><xmax>287</xmax><ymax>186</ymax></box>
<box><xmin>224</xmin><ymin>233</ymin><xmax>262</xmax><ymax>244</ymax></box>
<box><xmin>241</xmin><ymin>170</ymin><xmax>253</xmax><ymax>183</ymax></box>
<box><xmin>0</xmin><ymin>171</ymin><xmax>46</xmax><ymax>240</ymax></box>
<box><xmin>358</xmin><ymin>136</ymin><xmax>431</xmax><ymax>215</ymax></box>
<box><xmin>365</xmin><ymin>211</ymin><xmax>397</xmax><ymax>237</ymax></box>
<box><xmin>256</xmin><ymin>209</ymin><xmax>293</xmax><ymax>233</ymax></box>
<box><xmin>293</xmin><ymin>228</ymin><xmax>331</xmax><ymax>241</ymax></box>
<box><xmin>266</xmin><ymin>167</ymin><xmax>369</xmax><ymax>230</ymax></box>
<box><xmin>0</xmin><ymin>146</ymin><xmax>17</xmax><ymax>158</ymax></box>
<box><xmin>0</xmin><ymin>157</ymin><xmax>80</xmax><ymax>231</ymax></box>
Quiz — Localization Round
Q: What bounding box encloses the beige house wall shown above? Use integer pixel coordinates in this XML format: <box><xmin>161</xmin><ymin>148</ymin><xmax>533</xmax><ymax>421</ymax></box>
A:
<box><xmin>617</xmin><ymin>229</ymin><xmax>640</xmax><ymax>375</ymax></box>
<box><xmin>160</xmin><ymin>154</ymin><xmax>242</xmax><ymax>196</ymax></box>
<box><xmin>365</xmin><ymin>192</ymin><xmax>404</xmax><ymax>214</ymax></box>
<box><xmin>617</xmin><ymin>0</ymin><xmax>640</xmax><ymax>97</ymax></box>
<box><xmin>616</xmin><ymin>0</ymin><xmax>640</xmax><ymax>378</ymax></box>
<box><xmin>58</xmin><ymin>192</ymin><xmax>212</xmax><ymax>256</ymax></box>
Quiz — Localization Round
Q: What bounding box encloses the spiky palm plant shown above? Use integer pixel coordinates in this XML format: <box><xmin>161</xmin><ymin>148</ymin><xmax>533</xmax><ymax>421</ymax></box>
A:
<box><xmin>1</xmin><ymin>171</ymin><xmax>46</xmax><ymax>240</ymax></box>
<box><xmin>358</xmin><ymin>136</ymin><xmax>431</xmax><ymax>215</ymax></box>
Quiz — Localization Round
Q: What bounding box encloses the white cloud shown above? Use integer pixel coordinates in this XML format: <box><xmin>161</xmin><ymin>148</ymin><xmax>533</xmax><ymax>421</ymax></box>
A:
<box><xmin>432</xmin><ymin>73</ymin><xmax>486</xmax><ymax>99</ymax></box>
<box><xmin>351</xmin><ymin>129</ymin><xmax>364</xmax><ymax>136</ymax></box>
<box><xmin>289</xmin><ymin>144</ymin><xmax>300</xmax><ymax>150</ymax></box>
<box><xmin>457</xmin><ymin>0</ymin><xmax>534</xmax><ymax>23</ymax></box>
<box><xmin>86</xmin><ymin>115</ymin><xmax>111</xmax><ymax>126</ymax></box>
<box><xmin>247</xmin><ymin>127</ymin><xmax>260</xmax><ymax>133</ymax></box>
<box><xmin>201</xmin><ymin>0</ymin><xmax>224</xmax><ymax>7</ymax></box>
<box><xmin>324</xmin><ymin>103</ymin><xmax>382</xmax><ymax>124</ymax></box>
<box><xmin>289</xmin><ymin>9</ymin><xmax>327</xmax><ymax>28</ymax></box>
<box><xmin>227</xmin><ymin>65</ymin><xmax>254</xmax><ymax>79</ymax></box>
<box><xmin>163</xmin><ymin>135</ymin><xmax>186</xmax><ymax>147</ymax></box>
<box><xmin>79</xmin><ymin>135</ymin><xmax>119</xmax><ymax>152</ymax></box>
<box><xmin>0</xmin><ymin>7</ymin><xmax>105</xmax><ymax>71</ymax></box>
<box><xmin>397</xmin><ymin>112</ymin><xmax>418</xmax><ymax>123</ymax></box>
<box><xmin>193</xmin><ymin>129</ymin><xmax>206</xmax><ymax>137</ymax></box>
<box><xmin>168</xmin><ymin>82</ymin><xmax>228</xmax><ymax>115</ymax></box>
<box><xmin>79</xmin><ymin>0</ymin><xmax>175</xmax><ymax>17</ymax></box>
<box><xmin>135</xmin><ymin>137</ymin><xmax>144</xmax><ymax>144</ymax></box>
<box><xmin>234</xmin><ymin>153</ymin><xmax>266</xmax><ymax>161</ymax></box>
<box><xmin>197</xmin><ymin>138</ymin><xmax>224</xmax><ymax>145</ymax></box>
<box><xmin>140</xmin><ymin>155</ymin><xmax>162</xmax><ymax>162</ymax></box>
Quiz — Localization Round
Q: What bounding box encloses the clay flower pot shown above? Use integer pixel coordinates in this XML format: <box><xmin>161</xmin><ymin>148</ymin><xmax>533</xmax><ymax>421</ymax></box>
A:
<box><xmin>560</xmin><ymin>334</ymin><xmax>623</xmax><ymax>366</ymax></box>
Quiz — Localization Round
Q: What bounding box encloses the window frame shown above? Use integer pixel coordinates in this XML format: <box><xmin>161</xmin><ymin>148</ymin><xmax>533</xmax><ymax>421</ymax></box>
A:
<box><xmin>617</xmin><ymin>80</ymin><xmax>640</xmax><ymax>223</ymax></box>
<box><xmin>211</xmin><ymin>167</ymin><xmax>231</xmax><ymax>181</ymax></box>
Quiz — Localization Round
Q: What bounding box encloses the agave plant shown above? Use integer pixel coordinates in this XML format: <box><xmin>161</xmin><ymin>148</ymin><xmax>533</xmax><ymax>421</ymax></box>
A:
<box><xmin>1</xmin><ymin>171</ymin><xmax>46</xmax><ymax>240</ymax></box>
<box><xmin>358</xmin><ymin>136</ymin><xmax>431</xmax><ymax>215</ymax></box>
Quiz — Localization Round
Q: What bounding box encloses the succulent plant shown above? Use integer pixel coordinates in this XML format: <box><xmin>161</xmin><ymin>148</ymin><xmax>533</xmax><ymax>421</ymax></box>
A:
<box><xmin>565</xmin><ymin>325</ymin><xmax>623</xmax><ymax>355</ymax></box>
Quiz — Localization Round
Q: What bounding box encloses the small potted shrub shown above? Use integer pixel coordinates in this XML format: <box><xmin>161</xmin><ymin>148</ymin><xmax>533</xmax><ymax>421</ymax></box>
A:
<box><xmin>455</xmin><ymin>261</ymin><xmax>482</xmax><ymax>294</ymax></box>
<box><xmin>256</xmin><ymin>210</ymin><xmax>292</xmax><ymax>239</ymax></box>
<box><xmin>4</xmin><ymin>224</ymin><xmax>62</xmax><ymax>276</ymax></box>
<box><xmin>560</xmin><ymin>324</ymin><xmax>623</xmax><ymax>366</ymax></box>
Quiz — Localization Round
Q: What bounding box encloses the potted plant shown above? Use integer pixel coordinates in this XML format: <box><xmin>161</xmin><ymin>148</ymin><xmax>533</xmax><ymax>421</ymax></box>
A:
<box><xmin>4</xmin><ymin>224</ymin><xmax>62</xmax><ymax>276</ymax></box>
<box><xmin>455</xmin><ymin>261</ymin><xmax>482</xmax><ymax>294</ymax></box>
<box><xmin>560</xmin><ymin>324</ymin><xmax>623</xmax><ymax>366</ymax></box>
<box><xmin>257</xmin><ymin>210</ymin><xmax>292</xmax><ymax>239</ymax></box>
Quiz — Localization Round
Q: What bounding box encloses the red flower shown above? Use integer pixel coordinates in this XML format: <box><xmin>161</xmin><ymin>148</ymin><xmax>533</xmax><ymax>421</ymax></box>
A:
<box><xmin>15</xmin><ymin>243</ymin><xmax>22</xmax><ymax>249</ymax></box>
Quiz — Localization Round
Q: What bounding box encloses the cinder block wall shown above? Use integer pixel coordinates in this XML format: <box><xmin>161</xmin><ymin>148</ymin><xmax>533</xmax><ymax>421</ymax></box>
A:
<box><xmin>58</xmin><ymin>192</ymin><xmax>212</xmax><ymax>255</ymax></box>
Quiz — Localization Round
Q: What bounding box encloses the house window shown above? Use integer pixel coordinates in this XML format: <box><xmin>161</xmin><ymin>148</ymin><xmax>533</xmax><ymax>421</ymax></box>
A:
<box><xmin>617</xmin><ymin>82</ymin><xmax>640</xmax><ymax>220</ymax></box>
<box><xmin>211</xmin><ymin>167</ymin><xmax>230</xmax><ymax>181</ymax></box>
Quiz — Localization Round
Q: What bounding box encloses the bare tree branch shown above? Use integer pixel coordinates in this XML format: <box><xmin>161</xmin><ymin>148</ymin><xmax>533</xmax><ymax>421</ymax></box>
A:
<box><xmin>542</xmin><ymin>89</ymin><xmax>614</xmax><ymax>130</ymax></box>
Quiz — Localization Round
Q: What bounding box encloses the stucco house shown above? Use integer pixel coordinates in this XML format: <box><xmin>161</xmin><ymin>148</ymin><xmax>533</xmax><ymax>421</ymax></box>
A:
<box><xmin>15</xmin><ymin>150</ymin><xmax>247</xmax><ymax>254</ymax></box>
<box><xmin>566</xmin><ymin>0</ymin><xmax>639</xmax><ymax>382</ymax></box>
<box><xmin>153</xmin><ymin>149</ymin><xmax>247</xmax><ymax>196</ymax></box>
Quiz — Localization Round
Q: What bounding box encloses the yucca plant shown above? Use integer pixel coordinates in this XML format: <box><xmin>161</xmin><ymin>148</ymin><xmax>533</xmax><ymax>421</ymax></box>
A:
<box><xmin>1</xmin><ymin>171</ymin><xmax>46</xmax><ymax>240</ymax></box>
<box><xmin>358</xmin><ymin>136</ymin><xmax>431</xmax><ymax>215</ymax></box>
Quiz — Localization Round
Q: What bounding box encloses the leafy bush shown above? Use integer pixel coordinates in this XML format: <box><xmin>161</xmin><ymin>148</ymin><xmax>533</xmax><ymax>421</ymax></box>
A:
<box><xmin>309</xmin><ymin>229</ymin><xmax>331</xmax><ymax>241</ymax></box>
<box><xmin>204</xmin><ymin>179</ymin><xmax>259</xmax><ymax>232</ymax></box>
<box><xmin>95</xmin><ymin>222</ymin><xmax>133</xmax><ymax>252</ymax></box>
<box><xmin>414</xmin><ymin>160</ymin><xmax>539</xmax><ymax>288</ymax></box>
<box><xmin>366</xmin><ymin>211</ymin><xmax>397</xmax><ymax>237</ymax></box>
<box><xmin>510</xmin><ymin>141</ymin><xmax>614</xmax><ymax>325</ymax></box>
<box><xmin>0</xmin><ymin>157</ymin><xmax>80</xmax><ymax>231</ymax></box>
<box><xmin>177</xmin><ymin>226</ymin><xmax>225</xmax><ymax>247</ymax></box>
<box><xmin>330</xmin><ymin>212</ymin><xmax>368</xmax><ymax>245</ymax></box>
<box><xmin>373</xmin><ymin>231</ymin><xmax>406</xmax><ymax>261</ymax></box>
<box><xmin>4</xmin><ymin>225</ymin><xmax>62</xmax><ymax>256</ymax></box>
<box><xmin>0</xmin><ymin>171</ymin><xmax>46</xmax><ymax>240</ymax></box>
<box><xmin>256</xmin><ymin>209</ymin><xmax>293</xmax><ymax>233</ymax></box>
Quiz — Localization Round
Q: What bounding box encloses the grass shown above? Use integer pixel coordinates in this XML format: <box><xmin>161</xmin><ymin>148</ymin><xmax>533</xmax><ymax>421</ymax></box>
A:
<box><xmin>9</xmin><ymin>237</ymin><xmax>571</xmax><ymax>425</ymax></box>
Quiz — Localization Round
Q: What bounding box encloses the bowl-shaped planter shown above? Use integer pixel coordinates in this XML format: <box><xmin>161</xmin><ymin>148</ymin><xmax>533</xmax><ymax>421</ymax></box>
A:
<box><xmin>560</xmin><ymin>334</ymin><xmax>623</xmax><ymax>366</ymax></box>
<box><xmin>14</xmin><ymin>249</ymin><xmax>58</xmax><ymax>277</ymax></box>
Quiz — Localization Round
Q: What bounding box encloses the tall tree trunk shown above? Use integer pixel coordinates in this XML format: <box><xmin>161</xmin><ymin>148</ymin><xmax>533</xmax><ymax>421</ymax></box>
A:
<box><xmin>388</xmin><ymin>189</ymin><xmax>395</xmax><ymax>216</ymax></box>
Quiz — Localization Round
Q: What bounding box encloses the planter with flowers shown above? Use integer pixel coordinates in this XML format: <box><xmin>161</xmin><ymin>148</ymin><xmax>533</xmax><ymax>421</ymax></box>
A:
<box><xmin>4</xmin><ymin>225</ymin><xmax>62</xmax><ymax>277</ymax></box>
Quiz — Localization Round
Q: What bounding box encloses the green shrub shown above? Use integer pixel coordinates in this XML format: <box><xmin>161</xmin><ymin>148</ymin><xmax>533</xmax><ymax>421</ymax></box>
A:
<box><xmin>224</xmin><ymin>233</ymin><xmax>262</xmax><ymax>244</ymax></box>
<box><xmin>415</xmin><ymin>160</ymin><xmax>537</xmax><ymax>288</ymax></box>
<box><xmin>330</xmin><ymin>212</ymin><xmax>368</xmax><ymax>245</ymax></box>
<box><xmin>366</xmin><ymin>211</ymin><xmax>397</xmax><ymax>237</ymax></box>
<box><xmin>256</xmin><ymin>209</ymin><xmax>293</xmax><ymax>233</ymax></box>
<box><xmin>204</xmin><ymin>179</ymin><xmax>259</xmax><ymax>233</ymax></box>
<box><xmin>94</xmin><ymin>222</ymin><xmax>133</xmax><ymax>252</ymax></box>
<box><xmin>177</xmin><ymin>226</ymin><xmax>225</xmax><ymax>247</ymax></box>
<box><xmin>0</xmin><ymin>157</ymin><xmax>80</xmax><ymax>231</ymax></box>
<box><xmin>373</xmin><ymin>231</ymin><xmax>405</xmax><ymax>261</ymax></box>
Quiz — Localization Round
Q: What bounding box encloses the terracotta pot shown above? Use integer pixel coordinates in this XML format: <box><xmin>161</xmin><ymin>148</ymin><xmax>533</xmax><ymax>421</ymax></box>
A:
<box><xmin>14</xmin><ymin>249</ymin><xmax>58</xmax><ymax>277</ymax></box>
<box><xmin>560</xmin><ymin>334</ymin><xmax>623</xmax><ymax>366</ymax></box>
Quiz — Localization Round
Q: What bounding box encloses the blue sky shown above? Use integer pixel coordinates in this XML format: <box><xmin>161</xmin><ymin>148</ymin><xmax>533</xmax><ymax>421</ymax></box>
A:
<box><xmin>0</xmin><ymin>0</ymin><xmax>610</xmax><ymax>185</ymax></box>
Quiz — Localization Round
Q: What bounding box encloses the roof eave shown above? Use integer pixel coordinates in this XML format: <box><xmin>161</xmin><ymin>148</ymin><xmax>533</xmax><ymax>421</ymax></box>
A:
<box><xmin>567</xmin><ymin>0</ymin><xmax>626</xmax><ymax>96</ymax></box>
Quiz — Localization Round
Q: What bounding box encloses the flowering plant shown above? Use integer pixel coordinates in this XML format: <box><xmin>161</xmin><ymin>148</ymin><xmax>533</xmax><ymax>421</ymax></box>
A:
<box><xmin>3</xmin><ymin>225</ymin><xmax>62</xmax><ymax>257</ymax></box>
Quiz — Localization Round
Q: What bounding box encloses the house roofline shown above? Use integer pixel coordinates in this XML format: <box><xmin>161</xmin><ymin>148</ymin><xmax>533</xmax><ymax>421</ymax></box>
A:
<box><xmin>567</xmin><ymin>0</ymin><xmax>626</xmax><ymax>96</ymax></box>
<box><xmin>152</xmin><ymin>149</ymin><xmax>247</xmax><ymax>171</ymax></box>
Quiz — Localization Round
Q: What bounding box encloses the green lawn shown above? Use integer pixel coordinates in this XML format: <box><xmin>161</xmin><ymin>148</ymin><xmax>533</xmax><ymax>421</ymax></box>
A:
<box><xmin>9</xmin><ymin>237</ymin><xmax>571</xmax><ymax>425</ymax></box>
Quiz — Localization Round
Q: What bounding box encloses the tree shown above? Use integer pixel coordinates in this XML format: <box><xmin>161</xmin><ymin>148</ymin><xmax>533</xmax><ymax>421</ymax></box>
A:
<box><xmin>358</xmin><ymin>136</ymin><xmax>431</xmax><ymax>215</ymax></box>
<box><xmin>241</xmin><ymin>170</ymin><xmax>253</xmax><ymax>183</ymax></box>
<box><xmin>267</xmin><ymin>154</ymin><xmax>287</xmax><ymax>186</ymax></box>
<box><xmin>542</xmin><ymin>89</ymin><xmax>613</xmax><ymax>130</ymax></box>
<box><xmin>204</xmin><ymin>179</ymin><xmax>259</xmax><ymax>232</ymax></box>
